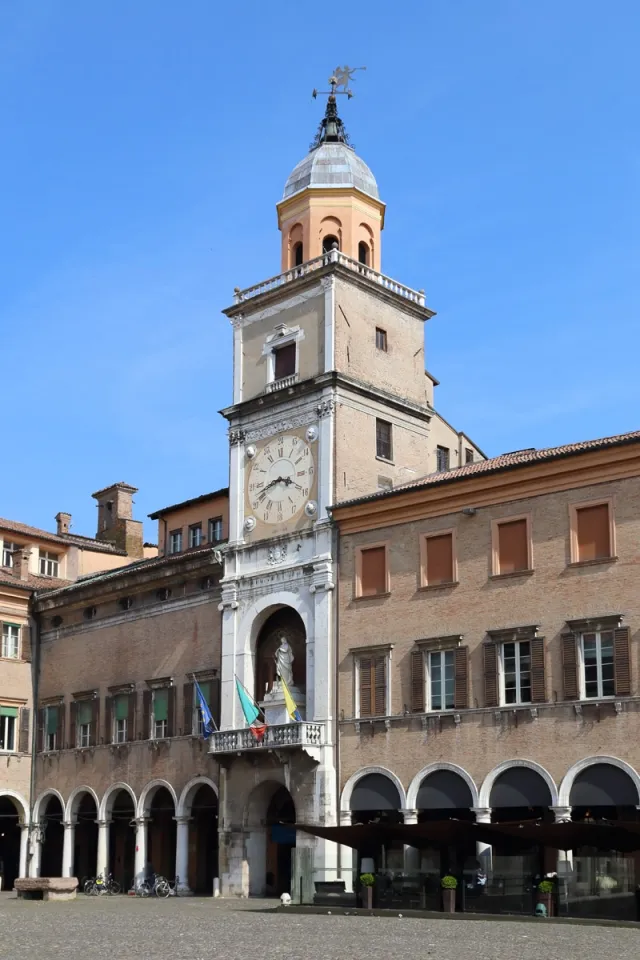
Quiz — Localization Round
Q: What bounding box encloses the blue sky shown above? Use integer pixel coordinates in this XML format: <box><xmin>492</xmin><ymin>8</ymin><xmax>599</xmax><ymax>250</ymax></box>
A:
<box><xmin>1</xmin><ymin>1</ymin><xmax>638</xmax><ymax>543</ymax></box>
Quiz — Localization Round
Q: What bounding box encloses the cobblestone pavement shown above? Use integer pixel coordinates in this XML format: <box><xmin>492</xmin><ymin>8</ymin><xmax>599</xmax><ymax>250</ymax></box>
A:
<box><xmin>1</xmin><ymin>895</ymin><xmax>639</xmax><ymax>960</ymax></box>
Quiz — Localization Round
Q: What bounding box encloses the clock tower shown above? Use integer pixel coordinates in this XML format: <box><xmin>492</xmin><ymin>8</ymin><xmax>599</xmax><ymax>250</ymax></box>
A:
<box><xmin>212</xmin><ymin>85</ymin><xmax>481</xmax><ymax>897</ymax></box>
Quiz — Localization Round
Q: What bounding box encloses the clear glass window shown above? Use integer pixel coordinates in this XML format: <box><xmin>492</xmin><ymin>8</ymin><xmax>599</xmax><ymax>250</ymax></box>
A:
<box><xmin>189</xmin><ymin>524</ymin><xmax>202</xmax><ymax>548</ymax></box>
<box><xmin>169</xmin><ymin>531</ymin><xmax>182</xmax><ymax>554</ymax></box>
<box><xmin>502</xmin><ymin>640</ymin><xmax>532</xmax><ymax>704</ymax></box>
<box><xmin>0</xmin><ymin>714</ymin><xmax>16</xmax><ymax>752</ymax></box>
<box><xmin>45</xmin><ymin>705</ymin><xmax>58</xmax><ymax>751</ymax></box>
<box><xmin>1</xmin><ymin>624</ymin><xmax>19</xmax><ymax>659</ymax></box>
<box><xmin>429</xmin><ymin>650</ymin><xmax>455</xmax><ymax>710</ymax></box>
<box><xmin>2</xmin><ymin>541</ymin><xmax>18</xmax><ymax>567</ymax></box>
<box><xmin>582</xmin><ymin>631</ymin><xmax>614</xmax><ymax>698</ymax></box>
<box><xmin>39</xmin><ymin>551</ymin><xmax>60</xmax><ymax>577</ymax></box>
<box><xmin>208</xmin><ymin>517</ymin><xmax>223</xmax><ymax>543</ymax></box>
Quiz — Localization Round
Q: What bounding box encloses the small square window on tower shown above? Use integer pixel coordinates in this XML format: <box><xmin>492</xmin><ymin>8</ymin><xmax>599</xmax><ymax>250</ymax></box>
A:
<box><xmin>375</xmin><ymin>328</ymin><xmax>387</xmax><ymax>352</ymax></box>
<box><xmin>273</xmin><ymin>342</ymin><xmax>296</xmax><ymax>380</ymax></box>
<box><xmin>376</xmin><ymin>419</ymin><xmax>393</xmax><ymax>461</ymax></box>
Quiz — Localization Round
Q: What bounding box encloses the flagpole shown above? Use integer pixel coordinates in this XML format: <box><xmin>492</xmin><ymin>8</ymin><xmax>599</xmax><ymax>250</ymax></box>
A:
<box><xmin>234</xmin><ymin>673</ymin><xmax>267</xmax><ymax>721</ymax></box>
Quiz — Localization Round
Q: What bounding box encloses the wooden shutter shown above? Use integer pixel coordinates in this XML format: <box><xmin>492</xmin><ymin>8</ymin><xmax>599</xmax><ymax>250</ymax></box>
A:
<box><xmin>127</xmin><ymin>690</ymin><xmax>137</xmax><ymax>741</ymax></box>
<box><xmin>530</xmin><ymin>636</ymin><xmax>546</xmax><ymax>703</ymax></box>
<box><xmin>374</xmin><ymin>656</ymin><xmax>387</xmax><ymax>716</ymax></box>
<box><xmin>425</xmin><ymin>534</ymin><xmax>454</xmax><ymax>585</ymax></box>
<box><xmin>359</xmin><ymin>657</ymin><xmax>373</xmax><ymax>717</ymax></box>
<box><xmin>90</xmin><ymin>698</ymin><xmax>100</xmax><ymax>746</ymax></box>
<box><xmin>183</xmin><ymin>681</ymin><xmax>194</xmax><ymax>736</ymax></box>
<box><xmin>483</xmin><ymin>642</ymin><xmax>498</xmax><ymax>707</ymax></box>
<box><xmin>614</xmin><ymin>626</ymin><xmax>631</xmax><ymax>696</ymax></box>
<box><xmin>576</xmin><ymin>504</ymin><xmax>610</xmax><ymax>561</ymax></box>
<box><xmin>167</xmin><ymin>686</ymin><xmax>176</xmax><ymax>737</ymax></box>
<box><xmin>454</xmin><ymin>646</ymin><xmax>469</xmax><ymax>709</ymax></box>
<box><xmin>21</xmin><ymin>625</ymin><xmax>32</xmax><ymax>663</ymax></box>
<box><xmin>562</xmin><ymin>632</ymin><xmax>578</xmax><ymax>700</ymax></box>
<box><xmin>104</xmin><ymin>696</ymin><xmax>113</xmax><ymax>744</ymax></box>
<box><xmin>142</xmin><ymin>689</ymin><xmax>152</xmax><ymax>738</ymax></box>
<box><xmin>497</xmin><ymin>520</ymin><xmax>528</xmax><ymax>574</ymax></box>
<box><xmin>360</xmin><ymin>547</ymin><xmax>387</xmax><ymax>596</ymax></box>
<box><xmin>56</xmin><ymin>703</ymin><xmax>65</xmax><ymax>750</ymax></box>
<box><xmin>69</xmin><ymin>700</ymin><xmax>77</xmax><ymax>749</ymax></box>
<box><xmin>19</xmin><ymin>707</ymin><xmax>30</xmax><ymax>753</ymax></box>
<box><xmin>274</xmin><ymin>342</ymin><xmax>296</xmax><ymax>379</ymax></box>
<box><xmin>37</xmin><ymin>707</ymin><xmax>44</xmax><ymax>754</ymax></box>
<box><xmin>410</xmin><ymin>649</ymin><xmax>425</xmax><ymax>712</ymax></box>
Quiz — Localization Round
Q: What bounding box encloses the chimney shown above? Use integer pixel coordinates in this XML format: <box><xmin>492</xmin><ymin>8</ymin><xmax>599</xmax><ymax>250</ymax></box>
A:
<box><xmin>55</xmin><ymin>512</ymin><xmax>72</xmax><ymax>536</ymax></box>
<box><xmin>13</xmin><ymin>546</ymin><xmax>31</xmax><ymax>581</ymax></box>
<box><xmin>91</xmin><ymin>482</ymin><xmax>144</xmax><ymax>559</ymax></box>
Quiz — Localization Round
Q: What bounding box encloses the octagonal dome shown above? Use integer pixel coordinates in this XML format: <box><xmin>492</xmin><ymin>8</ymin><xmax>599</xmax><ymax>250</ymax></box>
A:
<box><xmin>283</xmin><ymin>142</ymin><xmax>379</xmax><ymax>202</ymax></box>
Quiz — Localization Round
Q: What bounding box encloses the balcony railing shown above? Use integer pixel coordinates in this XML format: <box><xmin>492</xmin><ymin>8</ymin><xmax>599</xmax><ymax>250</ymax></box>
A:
<box><xmin>233</xmin><ymin>251</ymin><xmax>425</xmax><ymax>307</ymax></box>
<box><xmin>210</xmin><ymin>721</ymin><xmax>323</xmax><ymax>754</ymax></box>
<box><xmin>265</xmin><ymin>373</ymin><xmax>299</xmax><ymax>393</ymax></box>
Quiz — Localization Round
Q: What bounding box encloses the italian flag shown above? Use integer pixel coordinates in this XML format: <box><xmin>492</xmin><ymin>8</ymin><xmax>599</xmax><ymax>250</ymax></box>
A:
<box><xmin>235</xmin><ymin>677</ymin><xmax>267</xmax><ymax>742</ymax></box>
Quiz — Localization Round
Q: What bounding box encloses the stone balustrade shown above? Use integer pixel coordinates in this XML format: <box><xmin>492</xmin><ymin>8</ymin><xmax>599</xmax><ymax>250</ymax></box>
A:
<box><xmin>210</xmin><ymin>721</ymin><xmax>323</xmax><ymax>754</ymax></box>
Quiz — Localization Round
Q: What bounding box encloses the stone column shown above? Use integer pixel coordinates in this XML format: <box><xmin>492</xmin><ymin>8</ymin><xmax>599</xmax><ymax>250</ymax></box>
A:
<box><xmin>28</xmin><ymin>825</ymin><xmax>43</xmax><ymax>877</ymax></box>
<box><xmin>19</xmin><ymin>824</ymin><xmax>29</xmax><ymax>879</ymax></box>
<box><xmin>62</xmin><ymin>821</ymin><xmax>76</xmax><ymax>878</ymax></box>
<box><xmin>133</xmin><ymin>817</ymin><xmax>149</xmax><ymax>887</ymax></box>
<box><xmin>551</xmin><ymin>805</ymin><xmax>573</xmax><ymax>874</ymax></box>
<box><xmin>96</xmin><ymin>820</ymin><xmax>111</xmax><ymax>877</ymax></box>
<box><xmin>401</xmin><ymin>808</ymin><xmax>420</xmax><ymax>874</ymax></box>
<box><xmin>472</xmin><ymin>806</ymin><xmax>493</xmax><ymax>872</ymax></box>
<box><xmin>339</xmin><ymin>811</ymin><xmax>354</xmax><ymax>892</ymax></box>
<box><xmin>174</xmin><ymin>817</ymin><xmax>191</xmax><ymax>893</ymax></box>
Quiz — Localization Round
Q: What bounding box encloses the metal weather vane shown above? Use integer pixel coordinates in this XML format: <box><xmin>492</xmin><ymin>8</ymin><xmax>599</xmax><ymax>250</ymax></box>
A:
<box><xmin>312</xmin><ymin>65</ymin><xmax>367</xmax><ymax>100</ymax></box>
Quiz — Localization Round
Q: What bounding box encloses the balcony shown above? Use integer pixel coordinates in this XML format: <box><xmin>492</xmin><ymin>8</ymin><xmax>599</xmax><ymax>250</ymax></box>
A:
<box><xmin>265</xmin><ymin>373</ymin><xmax>299</xmax><ymax>393</ymax></box>
<box><xmin>209</xmin><ymin>721</ymin><xmax>324</xmax><ymax>761</ymax></box>
<box><xmin>232</xmin><ymin>251</ymin><xmax>426</xmax><ymax>308</ymax></box>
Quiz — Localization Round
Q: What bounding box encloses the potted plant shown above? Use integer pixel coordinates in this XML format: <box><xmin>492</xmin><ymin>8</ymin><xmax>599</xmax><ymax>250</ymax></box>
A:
<box><xmin>359</xmin><ymin>873</ymin><xmax>375</xmax><ymax>910</ymax></box>
<box><xmin>441</xmin><ymin>875</ymin><xmax>457</xmax><ymax>913</ymax></box>
<box><xmin>536</xmin><ymin>879</ymin><xmax>554</xmax><ymax>917</ymax></box>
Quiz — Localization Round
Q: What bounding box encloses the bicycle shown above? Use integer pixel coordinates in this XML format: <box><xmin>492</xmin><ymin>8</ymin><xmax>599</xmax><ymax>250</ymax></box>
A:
<box><xmin>135</xmin><ymin>874</ymin><xmax>179</xmax><ymax>898</ymax></box>
<box><xmin>85</xmin><ymin>873</ymin><xmax>120</xmax><ymax>896</ymax></box>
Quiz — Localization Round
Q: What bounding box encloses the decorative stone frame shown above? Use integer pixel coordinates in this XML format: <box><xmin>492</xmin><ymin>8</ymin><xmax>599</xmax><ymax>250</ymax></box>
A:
<box><xmin>568</xmin><ymin>497</ymin><xmax>616</xmax><ymax>565</ymax></box>
<box><xmin>478</xmin><ymin>758</ymin><xmax>559</xmax><ymax>809</ymax></box>
<box><xmin>406</xmin><ymin>762</ymin><xmax>479</xmax><ymax>811</ymax></box>
<box><xmin>558</xmin><ymin>755</ymin><xmax>640</xmax><ymax>807</ymax></box>
<box><xmin>261</xmin><ymin>323</ymin><xmax>306</xmax><ymax>387</ymax></box>
<box><xmin>340</xmin><ymin>765</ymin><xmax>407</xmax><ymax>817</ymax></box>
<box><xmin>354</xmin><ymin>541</ymin><xmax>391</xmax><ymax>599</ymax></box>
<box><xmin>490</xmin><ymin>513</ymin><xmax>533</xmax><ymax>577</ymax></box>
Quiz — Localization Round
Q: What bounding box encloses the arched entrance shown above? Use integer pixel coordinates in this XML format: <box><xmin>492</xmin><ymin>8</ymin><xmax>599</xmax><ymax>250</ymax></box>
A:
<box><xmin>245</xmin><ymin>780</ymin><xmax>296</xmax><ymax>897</ymax></box>
<box><xmin>73</xmin><ymin>794</ymin><xmax>98</xmax><ymax>883</ymax></box>
<box><xmin>415</xmin><ymin>769</ymin><xmax>476</xmax><ymax>905</ymax></box>
<box><xmin>188</xmin><ymin>784</ymin><xmax>218</xmax><ymax>894</ymax></box>
<box><xmin>0</xmin><ymin>795</ymin><xmax>23</xmax><ymax>889</ymax></box>
<box><xmin>350</xmin><ymin>772</ymin><xmax>404</xmax><ymax>873</ymax></box>
<box><xmin>254</xmin><ymin>607</ymin><xmax>306</xmax><ymax>703</ymax></box>
<box><xmin>108</xmin><ymin>790</ymin><xmax>135</xmax><ymax>892</ymax></box>
<box><xmin>147</xmin><ymin>787</ymin><xmax>176</xmax><ymax>881</ymax></box>
<box><xmin>40</xmin><ymin>795</ymin><xmax>64</xmax><ymax>877</ymax></box>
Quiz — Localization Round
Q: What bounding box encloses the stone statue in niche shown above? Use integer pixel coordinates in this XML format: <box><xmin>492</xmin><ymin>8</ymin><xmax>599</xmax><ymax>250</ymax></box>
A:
<box><xmin>274</xmin><ymin>636</ymin><xmax>294</xmax><ymax>689</ymax></box>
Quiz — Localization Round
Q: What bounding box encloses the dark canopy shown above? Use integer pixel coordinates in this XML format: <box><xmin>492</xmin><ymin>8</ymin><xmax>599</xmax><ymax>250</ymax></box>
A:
<box><xmin>489</xmin><ymin>767</ymin><xmax>553</xmax><ymax>808</ymax></box>
<box><xmin>570</xmin><ymin>764</ymin><xmax>639</xmax><ymax>807</ymax></box>
<box><xmin>350</xmin><ymin>774</ymin><xmax>401</xmax><ymax>812</ymax></box>
<box><xmin>416</xmin><ymin>771</ymin><xmax>473</xmax><ymax>810</ymax></box>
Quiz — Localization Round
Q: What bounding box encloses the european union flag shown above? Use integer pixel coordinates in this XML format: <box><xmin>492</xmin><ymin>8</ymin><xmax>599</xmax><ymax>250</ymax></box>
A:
<box><xmin>194</xmin><ymin>678</ymin><xmax>216</xmax><ymax>737</ymax></box>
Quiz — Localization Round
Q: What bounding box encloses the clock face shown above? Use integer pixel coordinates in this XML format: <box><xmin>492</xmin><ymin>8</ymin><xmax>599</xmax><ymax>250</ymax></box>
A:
<box><xmin>248</xmin><ymin>434</ymin><xmax>315</xmax><ymax>525</ymax></box>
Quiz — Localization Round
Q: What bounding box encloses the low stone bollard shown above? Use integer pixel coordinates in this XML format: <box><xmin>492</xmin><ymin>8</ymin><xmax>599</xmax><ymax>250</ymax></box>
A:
<box><xmin>14</xmin><ymin>878</ymin><xmax>78</xmax><ymax>901</ymax></box>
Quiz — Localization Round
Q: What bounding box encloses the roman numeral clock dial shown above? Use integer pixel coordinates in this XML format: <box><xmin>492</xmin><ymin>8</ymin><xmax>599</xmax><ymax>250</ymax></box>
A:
<box><xmin>247</xmin><ymin>434</ymin><xmax>316</xmax><ymax>528</ymax></box>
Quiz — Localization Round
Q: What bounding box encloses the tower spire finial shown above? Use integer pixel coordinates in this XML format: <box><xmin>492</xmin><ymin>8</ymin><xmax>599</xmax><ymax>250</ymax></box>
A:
<box><xmin>310</xmin><ymin>66</ymin><xmax>366</xmax><ymax>151</ymax></box>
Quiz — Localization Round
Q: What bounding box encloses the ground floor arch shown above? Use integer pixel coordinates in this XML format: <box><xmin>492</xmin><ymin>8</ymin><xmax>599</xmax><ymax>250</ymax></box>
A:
<box><xmin>0</xmin><ymin>793</ymin><xmax>27</xmax><ymax>889</ymax></box>
<box><xmin>39</xmin><ymin>794</ymin><xmax>64</xmax><ymax>877</ymax></box>
<box><xmin>181</xmin><ymin>780</ymin><xmax>218</xmax><ymax>894</ymax></box>
<box><xmin>244</xmin><ymin>779</ymin><xmax>296</xmax><ymax>897</ymax></box>
<box><xmin>73</xmin><ymin>792</ymin><xmax>98</xmax><ymax>882</ymax></box>
<box><xmin>146</xmin><ymin>786</ymin><xmax>176</xmax><ymax>881</ymax></box>
<box><xmin>108</xmin><ymin>789</ymin><xmax>136</xmax><ymax>891</ymax></box>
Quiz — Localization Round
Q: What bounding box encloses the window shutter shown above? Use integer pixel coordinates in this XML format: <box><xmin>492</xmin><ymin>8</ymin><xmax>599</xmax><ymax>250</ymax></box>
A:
<box><xmin>183</xmin><ymin>682</ymin><xmax>194</xmax><ymax>736</ymax></box>
<box><xmin>19</xmin><ymin>707</ymin><xmax>30</xmax><ymax>753</ymax></box>
<box><xmin>497</xmin><ymin>520</ymin><xmax>529</xmax><ymax>574</ymax></box>
<box><xmin>360</xmin><ymin>547</ymin><xmax>387</xmax><ymax>596</ymax></box>
<box><xmin>425</xmin><ymin>534</ymin><xmax>454</xmax><ymax>585</ymax></box>
<box><xmin>359</xmin><ymin>657</ymin><xmax>372</xmax><ymax>717</ymax></box>
<box><xmin>576</xmin><ymin>504</ymin><xmax>610</xmax><ymax>561</ymax></box>
<box><xmin>104</xmin><ymin>696</ymin><xmax>113</xmax><ymax>744</ymax></box>
<box><xmin>614</xmin><ymin>626</ymin><xmax>631</xmax><ymax>697</ymax></box>
<box><xmin>37</xmin><ymin>708</ymin><xmax>44</xmax><ymax>754</ymax></box>
<box><xmin>90</xmin><ymin>698</ymin><xmax>100</xmax><ymax>746</ymax></box>
<box><xmin>562</xmin><ymin>633</ymin><xmax>578</xmax><ymax>700</ymax></box>
<box><xmin>21</xmin><ymin>626</ymin><xmax>32</xmax><ymax>663</ymax></box>
<box><xmin>410</xmin><ymin>649</ymin><xmax>425</xmax><ymax>713</ymax></box>
<box><xmin>454</xmin><ymin>646</ymin><xmax>469</xmax><ymax>709</ymax></box>
<box><xmin>210</xmin><ymin>677</ymin><xmax>221</xmax><ymax>728</ymax></box>
<box><xmin>142</xmin><ymin>690</ymin><xmax>152</xmax><ymax>738</ymax></box>
<box><xmin>167</xmin><ymin>686</ymin><xmax>176</xmax><ymax>737</ymax></box>
<box><xmin>56</xmin><ymin>703</ymin><xmax>65</xmax><ymax>750</ymax></box>
<box><xmin>69</xmin><ymin>700</ymin><xmax>77</xmax><ymax>749</ymax></box>
<box><xmin>530</xmin><ymin>637</ymin><xmax>546</xmax><ymax>703</ymax></box>
<box><xmin>127</xmin><ymin>691</ymin><xmax>137</xmax><ymax>741</ymax></box>
<box><xmin>374</xmin><ymin>656</ymin><xmax>387</xmax><ymax>716</ymax></box>
<box><xmin>483</xmin><ymin>642</ymin><xmax>498</xmax><ymax>707</ymax></box>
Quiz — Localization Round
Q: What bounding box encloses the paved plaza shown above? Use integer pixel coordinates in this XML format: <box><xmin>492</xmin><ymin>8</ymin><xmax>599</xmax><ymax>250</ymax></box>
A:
<box><xmin>1</xmin><ymin>895</ymin><xmax>639</xmax><ymax>960</ymax></box>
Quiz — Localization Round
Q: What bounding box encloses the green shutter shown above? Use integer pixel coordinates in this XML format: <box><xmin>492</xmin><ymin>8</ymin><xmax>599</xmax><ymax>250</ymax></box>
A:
<box><xmin>115</xmin><ymin>695</ymin><xmax>129</xmax><ymax>721</ymax></box>
<box><xmin>199</xmin><ymin>681</ymin><xmax>211</xmax><ymax>707</ymax></box>
<box><xmin>77</xmin><ymin>701</ymin><xmax>92</xmax><ymax>725</ymax></box>
<box><xmin>46</xmin><ymin>706</ymin><xmax>58</xmax><ymax>734</ymax></box>
<box><xmin>153</xmin><ymin>688</ymin><xmax>168</xmax><ymax>722</ymax></box>
<box><xmin>0</xmin><ymin>706</ymin><xmax>18</xmax><ymax>718</ymax></box>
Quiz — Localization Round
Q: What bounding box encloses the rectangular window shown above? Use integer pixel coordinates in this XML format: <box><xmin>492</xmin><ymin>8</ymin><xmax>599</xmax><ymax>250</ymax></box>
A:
<box><xmin>113</xmin><ymin>694</ymin><xmax>129</xmax><ymax>743</ymax></box>
<box><xmin>376</xmin><ymin>419</ymin><xmax>392</xmax><ymax>460</ymax></box>
<box><xmin>581</xmin><ymin>631</ymin><xmax>615</xmax><ymax>698</ymax></box>
<box><xmin>45</xmin><ymin>705</ymin><xmax>59</xmax><ymax>751</ymax></box>
<box><xmin>357</xmin><ymin>654</ymin><xmax>388</xmax><ymax>718</ymax></box>
<box><xmin>357</xmin><ymin>545</ymin><xmax>388</xmax><ymax>597</ymax></box>
<box><xmin>0</xmin><ymin>709</ymin><xmax>17</xmax><ymax>752</ymax></box>
<box><xmin>168</xmin><ymin>530</ymin><xmax>182</xmax><ymax>554</ymax></box>
<box><xmin>428</xmin><ymin>650</ymin><xmax>455</xmax><ymax>711</ymax></box>
<box><xmin>465</xmin><ymin>447</ymin><xmax>474</xmax><ymax>464</ymax></box>
<box><xmin>208</xmin><ymin>517</ymin><xmax>223</xmax><ymax>543</ymax></box>
<box><xmin>1</xmin><ymin>623</ymin><xmax>20</xmax><ymax>659</ymax></box>
<box><xmin>76</xmin><ymin>700</ymin><xmax>92</xmax><ymax>747</ymax></box>
<box><xmin>274</xmin><ymin>342</ymin><xmax>296</xmax><ymax>380</ymax></box>
<box><xmin>189</xmin><ymin>524</ymin><xmax>202</xmax><ymax>548</ymax></box>
<box><xmin>495</xmin><ymin>518</ymin><xmax>530</xmax><ymax>574</ymax></box>
<box><xmin>575</xmin><ymin>503</ymin><xmax>612</xmax><ymax>562</ymax></box>
<box><xmin>375</xmin><ymin>327</ymin><xmax>388</xmax><ymax>352</ymax></box>
<box><xmin>501</xmin><ymin>640</ymin><xmax>532</xmax><ymax>704</ymax></box>
<box><xmin>39</xmin><ymin>550</ymin><xmax>59</xmax><ymax>577</ymax></box>
<box><xmin>436</xmin><ymin>446</ymin><xmax>450</xmax><ymax>472</ymax></box>
<box><xmin>422</xmin><ymin>532</ymin><xmax>455</xmax><ymax>586</ymax></box>
<box><xmin>2</xmin><ymin>541</ymin><xmax>18</xmax><ymax>568</ymax></box>
<box><xmin>153</xmin><ymin>687</ymin><xmax>169</xmax><ymax>739</ymax></box>
<box><xmin>195</xmin><ymin>680</ymin><xmax>212</xmax><ymax>736</ymax></box>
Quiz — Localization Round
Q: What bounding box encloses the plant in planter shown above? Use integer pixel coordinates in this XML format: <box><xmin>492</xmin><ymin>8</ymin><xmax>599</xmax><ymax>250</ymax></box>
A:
<box><xmin>441</xmin><ymin>875</ymin><xmax>457</xmax><ymax>913</ymax></box>
<box><xmin>536</xmin><ymin>879</ymin><xmax>554</xmax><ymax>917</ymax></box>
<box><xmin>359</xmin><ymin>873</ymin><xmax>375</xmax><ymax>910</ymax></box>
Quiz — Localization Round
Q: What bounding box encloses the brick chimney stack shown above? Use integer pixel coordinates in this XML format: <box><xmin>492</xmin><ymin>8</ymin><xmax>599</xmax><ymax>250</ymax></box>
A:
<box><xmin>13</xmin><ymin>546</ymin><xmax>31</xmax><ymax>581</ymax></box>
<box><xmin>55</xmin><ymin>512</ymin><xmax>72</xmax><ymax>536</ymax></box>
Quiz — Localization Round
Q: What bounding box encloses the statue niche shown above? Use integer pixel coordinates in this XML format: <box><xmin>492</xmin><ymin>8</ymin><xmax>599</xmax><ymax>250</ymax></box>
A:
<box><xmin>254</xmin><ymin>607</ymin><xmax>306</xmax><ymax>703</ymax></box>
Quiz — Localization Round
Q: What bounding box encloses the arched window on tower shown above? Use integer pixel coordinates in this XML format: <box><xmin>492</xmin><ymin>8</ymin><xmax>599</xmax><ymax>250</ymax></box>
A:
<box><xmin>322</xmin><ymin>235</ymin><xmax>339</xmax><ymax>255</ymax></box>
<box><xmin>358</xmin><ymin>241</ymin><xmax>370</xmax><ymax>266</ymax></box>
<box><xmin>293</xmin><ymin>242</ymin><xmax>304</xmax><ymax>267</ymax></box>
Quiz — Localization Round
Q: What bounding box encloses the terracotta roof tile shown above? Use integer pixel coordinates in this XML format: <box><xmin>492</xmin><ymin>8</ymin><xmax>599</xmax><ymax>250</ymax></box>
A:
<box><xmin>0</xmin><ymin>517</ymin><xmax>123</xmax><ymax>554</ymax></box>
<box><xmin>0</xmin><ymin>570</ymin><xmax>72</xmax><ymax>593</ymax></box>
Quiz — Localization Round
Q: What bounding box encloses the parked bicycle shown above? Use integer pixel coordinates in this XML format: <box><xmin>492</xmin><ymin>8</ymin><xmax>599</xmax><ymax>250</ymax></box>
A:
<box><xmin>84</xmin><ymin>873</ymin><xmax>120</xmax><ymax>896</ymax></box>
<box><xmin>135</xmin><ymin>874</ymin><xmax>179</xmax><ymax>898</ymax></box>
